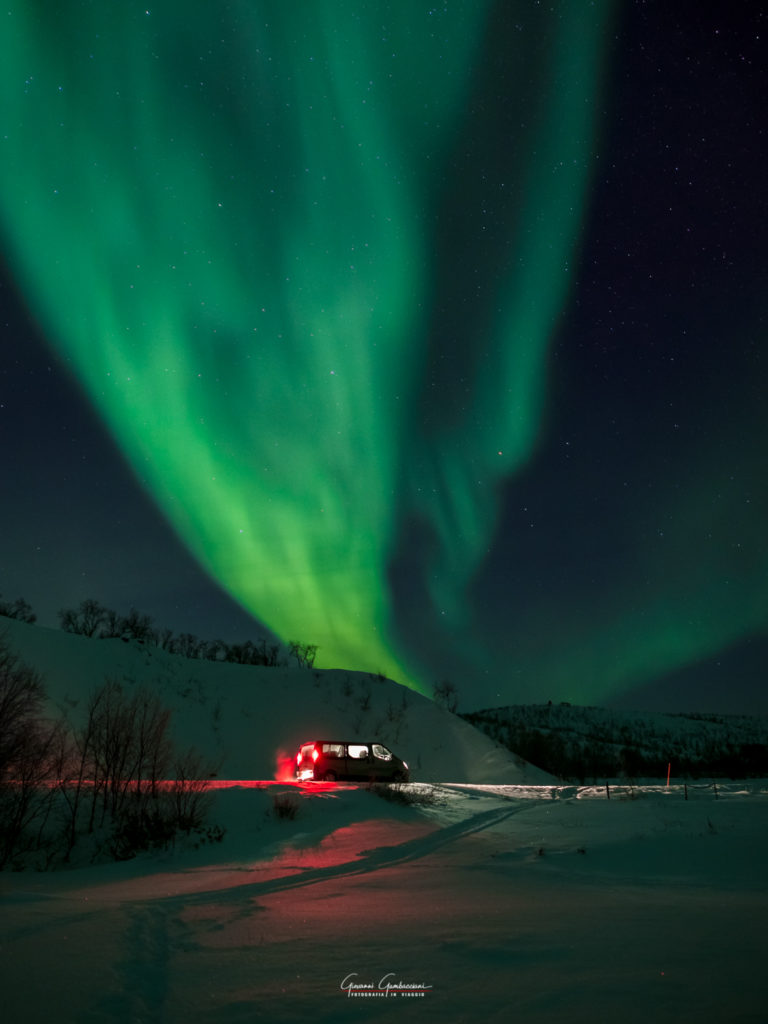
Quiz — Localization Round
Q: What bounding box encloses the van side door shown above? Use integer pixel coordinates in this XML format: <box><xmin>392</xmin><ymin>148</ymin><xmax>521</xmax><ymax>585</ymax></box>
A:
<box><xmin>344</xmin><ymin>743</ymin><xmax>372</xmax><ymax>781</ymax></box>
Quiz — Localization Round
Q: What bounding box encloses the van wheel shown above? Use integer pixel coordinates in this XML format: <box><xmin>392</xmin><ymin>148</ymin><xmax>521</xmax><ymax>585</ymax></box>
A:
<box><xmin>323</xmin><ymin>770</ymin><xmax>337</xmax><ymax>782</ymax></box>
<box><xmin>393</xmin><ymin>771</ymin><xmax>406</xmax><ymax>783</ymax></box>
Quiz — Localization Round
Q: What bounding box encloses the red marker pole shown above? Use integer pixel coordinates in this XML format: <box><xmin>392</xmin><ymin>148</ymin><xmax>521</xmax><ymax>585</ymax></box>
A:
<box><xmin>666</xmin><ymin>762</ymin><xmax>671</xmax><ymax>787</ymax></box>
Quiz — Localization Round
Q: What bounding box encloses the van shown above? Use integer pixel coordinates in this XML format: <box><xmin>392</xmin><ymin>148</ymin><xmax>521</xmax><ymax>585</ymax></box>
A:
<box><xmin>295</xmin><ymin>740</ymin><xmax>409</xmax><ymax>783</ymax></box>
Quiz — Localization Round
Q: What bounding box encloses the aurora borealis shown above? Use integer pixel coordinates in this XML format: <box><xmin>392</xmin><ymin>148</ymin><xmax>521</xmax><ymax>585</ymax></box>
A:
<box><xmin>1</xmin><ymin>2</ymin><xmax>766</xmax><ymax>712</ymax></box>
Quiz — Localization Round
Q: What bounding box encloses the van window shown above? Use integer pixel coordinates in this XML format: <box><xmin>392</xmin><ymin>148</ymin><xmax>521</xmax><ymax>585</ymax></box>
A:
<box><xmin>372</xmin><ymin>744</ymin><xmax>392</xmax><ymax>761</ymax></box>
<box><xmin>321</xmin><ymin>743</ymin><xmax>343</xmax><ymax>758</ymax></box>
<box><xmin>347</xmin><ymin>744</ymin><xmax>369</xmax><ymax>759</ymax></box>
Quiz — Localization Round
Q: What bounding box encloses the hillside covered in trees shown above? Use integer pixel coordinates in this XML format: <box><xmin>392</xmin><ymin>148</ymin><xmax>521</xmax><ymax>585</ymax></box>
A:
<box><xmin>462</xmin><ymin>703</ymin><xmax>768</xmax><ymax>781</ymax></box>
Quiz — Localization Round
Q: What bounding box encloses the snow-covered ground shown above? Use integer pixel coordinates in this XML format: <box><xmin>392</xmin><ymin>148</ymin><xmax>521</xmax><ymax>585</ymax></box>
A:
<box><xmin>1</xmin><ymin>620</ymin><xmax>767</xmax><ymax>1022</ymax></box>
<box><xmin>2</xmin><ymin>781</ymin><xmax>767</xmax><ymax>1023</ymax></box>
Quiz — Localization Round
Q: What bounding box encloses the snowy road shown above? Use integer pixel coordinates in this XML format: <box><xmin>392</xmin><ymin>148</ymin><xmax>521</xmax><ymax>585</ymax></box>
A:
<box><xmin>2</xmin><ymin>783</ymin><xmax>767</xmax><ymax>1023</ymax></box>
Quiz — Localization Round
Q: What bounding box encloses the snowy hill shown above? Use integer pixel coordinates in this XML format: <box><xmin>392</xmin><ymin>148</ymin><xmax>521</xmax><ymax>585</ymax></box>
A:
<box><xmin>0</xmin><ymin>617</ymin><xmax>552</xmax><ymax>784</ymax></box>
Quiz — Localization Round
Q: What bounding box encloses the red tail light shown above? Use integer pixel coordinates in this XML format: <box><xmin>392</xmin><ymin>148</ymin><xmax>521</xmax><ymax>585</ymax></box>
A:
<box><xmin>312</xmin><ymin>748</ymin><xmax>320</xmax><ymax>762</ymax></box>
<box><xmin>296</xmin><ymin>752</ymin><xmax>302</xmax><ymax>764</ymax></box>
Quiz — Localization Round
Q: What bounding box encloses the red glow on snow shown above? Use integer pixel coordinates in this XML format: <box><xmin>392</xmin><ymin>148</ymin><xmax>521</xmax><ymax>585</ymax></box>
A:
<box><xmin>275</xmin><ymin>748</ymin><xmax>298</xmax><ymax>782</ymax></box>
<box><xmin>37</xmin><ymin>777</ymin><xmax>345</xmax><ymax>793</ymax></box>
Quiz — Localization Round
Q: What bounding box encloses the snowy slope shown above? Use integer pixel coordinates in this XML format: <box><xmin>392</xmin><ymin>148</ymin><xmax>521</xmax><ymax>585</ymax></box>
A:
<box><xmin>0</xmin><ymin>618</ymin><xmax>552</xmax><ymax>783</ymax></box>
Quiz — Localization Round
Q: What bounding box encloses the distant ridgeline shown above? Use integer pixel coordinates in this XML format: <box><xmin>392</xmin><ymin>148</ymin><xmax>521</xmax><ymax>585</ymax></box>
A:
<box><xmin>462</xmin><ymin>704</ymin><xmax>768</xmax><ymax>781</ymax></box>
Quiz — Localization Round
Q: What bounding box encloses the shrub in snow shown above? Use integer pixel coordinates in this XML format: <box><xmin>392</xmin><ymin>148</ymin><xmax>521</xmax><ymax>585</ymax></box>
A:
<box><xmin>271</xmin><ymin>792</ymin><xmax>301</xmax><ymax>820</ymax></box>
<box><xmin>59</xmin><ymin>681</ymin><xmax>219</xmax><ymax>863</ymax></box>
<box><xmin>367</xmin><ymin>782</ymin><xmax>438</xmax><ymax>807</ymax></box>
<box><xmin>0</xmin><ymin>633</ymin><xmax>221</xmax><ymax>869</ymax></box>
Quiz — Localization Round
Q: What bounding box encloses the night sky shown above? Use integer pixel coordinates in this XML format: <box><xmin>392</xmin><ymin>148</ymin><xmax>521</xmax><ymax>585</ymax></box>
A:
<box><xmin>1</xmin><ymin>2</ymin><xmax>765</xmax><ymax>713</ymax></box>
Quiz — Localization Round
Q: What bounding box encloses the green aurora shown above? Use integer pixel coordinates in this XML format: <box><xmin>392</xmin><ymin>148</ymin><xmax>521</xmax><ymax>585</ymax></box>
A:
<box><xmin>4</xmin><ymin>3</ymin><xmax>763</xmax><ymax>707</ymax></box>
<box><xmin>0</xmin><ymin>2</ymin><xmax>614</xmax><ymax>691</ymax></box>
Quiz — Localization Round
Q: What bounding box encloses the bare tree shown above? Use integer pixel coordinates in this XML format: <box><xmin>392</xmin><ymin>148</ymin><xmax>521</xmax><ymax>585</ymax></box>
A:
<box><xmin>62</xmin><ymin>680</ymin><xmax>216</xmax><ymax>860</ymax></box>
<box><xmin>287</xmin><ymin>640</ymin><xmax>318</xmax><ymax>669</ymax></box>
<box><xmin>0</xmin><ymin>717</ymin><xmax>69</xmax><ymax>868</ymax></box>
<box><xmin>0</xmin><ymin>634</ymin><xmax>46</xmax><ymax>773</ymax></box>
<box><xmin>58</xmin><ymin>599</ymin><xmax>109</xmax><ymax>637</ymax></box>
<box><xmin>0</xmin><ymin>595</ymin><xmax>36</xmax><ymax>624</ymax></box>
<box><xmin>99</xmin><ymin>607</ymin><xmax>124</xmax><ymax>639</ymax></box>
<box><xmin>155</xmin><ymin>627</ymin><xmax>176</xmax><ymax>651</ymax></box>
<box><xmin>168</xmin><ymin>747</ymin><xmax>214</xmax><ymax>831</ymax></box>
<box><xmin>0</xmin><ymin>634</ymin><xmax>63</xmax><ymax>867</ymax></box>
<box><xmin>257</xmin><ymin>638</ymin><xmax>281</xmax><ymax>666</ymax></box>
<box><xmin>199</xmin><ymin>638</ymin><xmax>222</xmax><ymax>661</ymax></box>
<box><xmin>173</xmin><ymin>633</ymin><xmax>202</xmax><ymax>659</ymax></box>
<box><xmin>60</xmin><ymin>695</ymin><xmax>99</xmax><ymax>859</ymax></box>
<box><xmin>88</xmin><ymin>680</ymin><xmax>138</xmax><ymax>823</ymax></box>
<box><xmin>224</xmin><ymin>640</ymin><xmax>255</xmax><ymax>664</ymax></box>
<box><xmin>119</xmin><ymin>607</ymin><xmax>155</xmax><ymax>643</ymax></box>
<box><xmin>433</xmin><ymin>679</ymin><xmax>459</xmax><ymax>714</ymax></box>
<box><xmin>132</xmin><ymin>690</ymin><xmax>172</xmax><ymax>798</ymax></box>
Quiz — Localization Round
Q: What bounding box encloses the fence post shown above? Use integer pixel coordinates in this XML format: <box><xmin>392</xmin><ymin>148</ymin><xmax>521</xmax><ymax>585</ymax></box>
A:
<box><xmin>605</xmin><ymin>783</ymin><xmax>610</xmax><ymax>800</ymax></box>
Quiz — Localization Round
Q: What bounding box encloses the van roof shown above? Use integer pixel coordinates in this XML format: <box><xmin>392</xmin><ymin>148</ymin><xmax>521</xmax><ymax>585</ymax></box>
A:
<box><xmin>300</xmin><ymin>739</ymin><xmax>385</xmax><ymax>746</ymax></box>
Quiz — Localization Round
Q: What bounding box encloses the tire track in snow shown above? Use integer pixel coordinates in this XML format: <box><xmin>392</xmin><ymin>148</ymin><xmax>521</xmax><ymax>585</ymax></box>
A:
<box><xmin>157</xmin><ymin>800</ymin><xmax>540</xmax><ymax>909</ymax></box>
